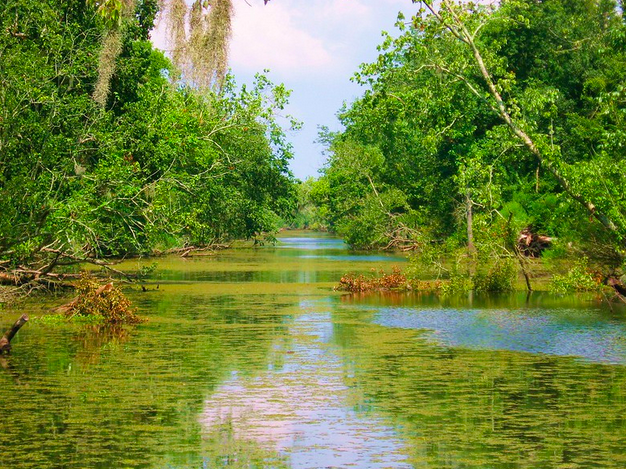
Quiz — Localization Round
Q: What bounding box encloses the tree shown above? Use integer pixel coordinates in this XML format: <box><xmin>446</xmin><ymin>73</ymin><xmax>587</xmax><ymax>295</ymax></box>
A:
<box><xmin>417</xmin><ymin>0</ymin><xmax>625</xmax><ymax>237</ymax></box>
<box><xmin>317</xmin><ymin>0</ymin><xmax>626</xmax><ymax>266</ymax></box>
<box><xmin>0</xmin><ymin>0</ymin><xmax>298</xmax><ymax>289</ymax></box>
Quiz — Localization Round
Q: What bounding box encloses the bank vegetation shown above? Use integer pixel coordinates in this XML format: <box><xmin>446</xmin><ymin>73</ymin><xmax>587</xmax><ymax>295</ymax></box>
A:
<box><xmin>300</xmin><ymin>0</ymin><xmax>626</xmax><ymax>298</ymax></box>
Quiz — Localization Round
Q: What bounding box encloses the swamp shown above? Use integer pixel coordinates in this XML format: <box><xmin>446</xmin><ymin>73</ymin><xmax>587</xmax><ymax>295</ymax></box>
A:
<box><xmin>2</xmin><ymin>233</ymin><xmax>626</xmax><ymax>468</ymax></box>
<box><xmin>2</xmin><ymin>0</ymin><xmax>626</xmax><ymax>467</ymax></box>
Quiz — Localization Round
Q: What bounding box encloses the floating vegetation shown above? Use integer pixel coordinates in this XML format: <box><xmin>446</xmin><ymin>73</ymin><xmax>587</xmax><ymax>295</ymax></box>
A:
<box><xmin>335</xmin><ymin>267</ymin><xmax>416</xmax><ymax>293</ymax></box>
<box><xmin>35</xmin><ymin>313</ymin><xmax>105</xmax><ymax>326</ymax></box>
<box><xmin>55</xmin><ymin>275</ymin><xmax>144</xmax><ymax>325</ymax></box>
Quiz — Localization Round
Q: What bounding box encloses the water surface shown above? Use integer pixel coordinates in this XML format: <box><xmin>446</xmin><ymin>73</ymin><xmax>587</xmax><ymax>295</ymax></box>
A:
<box><xmin>2</xmin><ymin>232</ymin><xmax>626</xmax><ymax>468</ymax></box>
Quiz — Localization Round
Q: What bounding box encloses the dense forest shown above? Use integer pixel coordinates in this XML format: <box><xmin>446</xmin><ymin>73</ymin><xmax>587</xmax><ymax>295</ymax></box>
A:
<box><xmin>303</xmin><ymin>0</ymin><xmax>626</xmax><ymax>287</ymax></box>
<box><xmin>0</xmin><ymin>0</ymin><xmax>297</xmax><ymax>287</ymax></box>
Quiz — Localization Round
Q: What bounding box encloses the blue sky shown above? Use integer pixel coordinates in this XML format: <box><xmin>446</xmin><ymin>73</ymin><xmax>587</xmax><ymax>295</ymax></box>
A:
<box><xmin>153</xmin><ymin>0</ymin><xmax>412</xmax><ymax>180</ymax></box>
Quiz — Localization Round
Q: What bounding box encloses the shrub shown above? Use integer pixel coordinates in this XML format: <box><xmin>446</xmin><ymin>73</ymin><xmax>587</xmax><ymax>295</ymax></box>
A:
<box><xmin>551</xmin><ymin>257</ymin><xmax>602</xmax><ymax>294</ymax></box>
<box><xmin>439</xmin><ymin>271</ymin><xmax>473</xmax><ymax>294</ymax></box>
<box><xmin>473</xmin><ymin>261</ymin><xmax>516</xmax><ymax>293</ymax></box>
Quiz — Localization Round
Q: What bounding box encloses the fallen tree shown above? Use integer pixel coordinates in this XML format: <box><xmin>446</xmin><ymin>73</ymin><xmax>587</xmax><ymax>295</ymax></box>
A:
<box><xmin>0</xmin><ymin>245</ymin><xmax>144</xmax><ymax>296</ymax></box>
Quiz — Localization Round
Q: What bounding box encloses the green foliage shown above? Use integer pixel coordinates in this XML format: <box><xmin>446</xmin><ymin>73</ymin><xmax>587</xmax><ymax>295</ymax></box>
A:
<box><xmin>0</xmin><ymin>0</ymin><xmax>299</xmax><ymax>273</ymax></box>
<box><xmin>313</xmin><ymin>0</ymin><xmax>626</xmax><ymax>269</ymax></box>
<box><xmin>289</xmin><ymin>178</ymin><xmax>327</xmax><ymax>230</ymax></box>
<box><xmin>473</xmin><ymin>260</ymin><xmax>517</xmax><ymax>293</ymax></box>
<box><xmin>439</xmin><ymin>267</ymin><xmax>474</xmax><ymax>295</ymax></box>
<box><xmin>551</xmin><ymin>258</ymin><xmax>603</xmax><ymax>294</ymax></box>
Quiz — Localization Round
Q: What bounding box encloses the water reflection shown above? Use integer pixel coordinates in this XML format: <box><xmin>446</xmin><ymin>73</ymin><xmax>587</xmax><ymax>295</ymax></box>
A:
<box><xmin>330</xmin><ymin>314</ymin><xmax>626</xmax><ymax>468</ymax></box>
<box><xmin>276</xmin><ymin>236</ymin><xmax>347</xmax><ymax>250</ymax></box>
<box><xmin>276</xmin><ymin>234</ymin><xmax>406</xmax><ymax>263</ymax></box>
<box><xmin>371</xmin><ymin>306</ymin><xmax>626</xmax><ymax>364</ymax></box>
<box><xmin>200</xmin><ymin>311</ymin><xmax>413</xmax><ymax>468</ymax></box>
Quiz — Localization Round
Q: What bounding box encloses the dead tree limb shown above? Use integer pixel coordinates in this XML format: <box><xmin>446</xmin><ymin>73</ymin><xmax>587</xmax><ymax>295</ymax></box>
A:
<box><xmin>0</xmin><ymin>314</ymin><xmax>29</xmax><ymax>353</ymax></box>
<box><xmin>40</xmin><ymin>248</ymin><xmax>135</xmax><ymax>281</ymax></box>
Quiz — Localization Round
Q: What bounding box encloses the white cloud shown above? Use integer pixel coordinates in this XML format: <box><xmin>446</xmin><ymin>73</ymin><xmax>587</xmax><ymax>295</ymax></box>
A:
<box><xmin>318</xmin><ymin>0</ymin><xmax>372</xmax><ymax>23</ymax></box>
<box><xmin>151</xmin><ymin>0</ymin><xmax>414</xmax><ymax>179</ymax></box>
<box><xmin>230</xmin><ymin>1</ymin><xmax>336</xmax><ymax>78</ymax></box>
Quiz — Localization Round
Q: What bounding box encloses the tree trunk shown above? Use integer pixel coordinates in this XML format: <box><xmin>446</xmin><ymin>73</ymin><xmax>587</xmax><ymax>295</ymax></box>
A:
<box><xmin>466</xmin><ymin>191</ymin><xmax>475</xmax><ymax>254</ymax></box>
<box><xmin>0</xmin><ymin>314</ymin><xmax>29</xmax><ymax>353</ymax></box>
<box><xmin>607</xmin><ymin>277</ymin><xmax>626</xmax><ymax>303</ymax></box>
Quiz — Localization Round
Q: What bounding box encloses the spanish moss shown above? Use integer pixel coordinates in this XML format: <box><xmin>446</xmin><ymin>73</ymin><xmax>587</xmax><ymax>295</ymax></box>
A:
<box><xmin>93</xmin><ymin>28</ymin><xmax>123</xmax><ymax>107</ymax></box>
<box><xmin>161</xmin><ymin>0</ymin><xmax>234</xmax><ymax>90</ymax></box>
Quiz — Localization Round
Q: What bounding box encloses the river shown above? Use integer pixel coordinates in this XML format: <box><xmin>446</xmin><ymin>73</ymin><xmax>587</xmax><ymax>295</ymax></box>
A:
<box><xmin>1</xmin><ymin>232</ymin><xmax>626</xmax><ymax>468</ymax></box>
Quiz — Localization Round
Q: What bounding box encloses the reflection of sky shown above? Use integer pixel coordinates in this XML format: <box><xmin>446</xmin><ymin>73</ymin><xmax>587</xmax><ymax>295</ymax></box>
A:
<box><xmin>199</xmin><ymin>312</ymin><xmax>412</xmax><ymax>468</ymax></box>
<box><xmin>372</xmin><ymin>307</ymin><xmax>626</xmax><ymax>364</ymax></box>
<box><xmin>276</xmin><ymin>236</ymin><xmax>407</xmax><ymax>262</ymax></box>
<box><xmin>277</xmin><ymin>237</ymin><xmax>347</xmax><ymax>250</ymax></box>
<box><xmin>300</xmin><ymin>254</ymin><xmax>407</xmax><ymax>262</ymax></box>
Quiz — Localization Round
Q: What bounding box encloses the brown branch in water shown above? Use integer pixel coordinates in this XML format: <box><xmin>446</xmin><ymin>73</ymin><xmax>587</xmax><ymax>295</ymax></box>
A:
<box><xmin>154</xmin><ymin>243</ymin><xmax>231</xmax><ymax>257</ymax></box>
<box><xmin>0</xmin><ymin>245</ymin><xmax>136</xmax><ymax>292</ymax></box>
<box><xmin>0</xmin><ymin>314</ymin><xmax>29</xmax><ymax>353</ymax></box>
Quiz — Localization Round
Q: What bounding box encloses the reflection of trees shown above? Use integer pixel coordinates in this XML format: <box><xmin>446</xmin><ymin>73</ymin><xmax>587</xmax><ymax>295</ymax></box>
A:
<box><xmin>338</xmin><ymin>290</ymin><xmax>622</xmax><ymax>312</ymax></box>
<box><xmin>331</xmin><ymin>319</ymin><xmax>626</xmax><ymax>468</ymax></box>
<box><xmin>0</xmin><ymin>292</ymin><xmax>289</xmax><ymax>469</ymax></box>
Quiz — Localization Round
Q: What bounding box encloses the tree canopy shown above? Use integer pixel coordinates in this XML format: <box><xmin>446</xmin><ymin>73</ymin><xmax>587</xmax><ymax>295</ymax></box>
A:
<box><xmin>0</xmin><ymin>0</ymin><xmax>297</xmax><ymax>286</ymax></box>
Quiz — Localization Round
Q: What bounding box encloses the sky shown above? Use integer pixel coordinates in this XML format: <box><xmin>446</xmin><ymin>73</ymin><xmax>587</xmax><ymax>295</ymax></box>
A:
<box><xmin>153</xmin><ymin>0</ymin><xmax>413</xmax><ymax>181</ymax></box>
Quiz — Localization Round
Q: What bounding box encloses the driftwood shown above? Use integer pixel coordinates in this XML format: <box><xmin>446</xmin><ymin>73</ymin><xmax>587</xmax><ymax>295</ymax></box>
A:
<box><xmin>0</xmin><ymin>314</ymin><xmax>29</xmax><ymax>353</ymax></box>
<box><xmin>156</xmin><ymin>244</ymin><xmax>229</xmax><ymax>258</ymax></box>
<box><xmin>517</xmin><ymin>228</ymin><xmax>552</xmax><ymax>257</ymax></box>
<box><xmin>0</xmin><ymin>247</ymin><xmax>132</xmax><ymax>290</ymax></box>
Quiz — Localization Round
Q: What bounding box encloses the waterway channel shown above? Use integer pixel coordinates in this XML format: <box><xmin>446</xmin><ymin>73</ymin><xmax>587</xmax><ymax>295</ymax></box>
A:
<box><xmin>1</xmin><ymin>232</ymin><xmax>626</xmax><ymax>468</ymax></box>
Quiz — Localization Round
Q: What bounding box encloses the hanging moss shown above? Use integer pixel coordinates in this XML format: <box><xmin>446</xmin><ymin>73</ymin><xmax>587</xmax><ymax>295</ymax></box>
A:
<box><xmin>162</xmin><ymin>0</ymin><xmax>233</xmax><ymax>90</ymax></box>
<box><xmin>93</xmin><ymin>28</ymin><xmax>123</xmax><ymax>107</ymax></box>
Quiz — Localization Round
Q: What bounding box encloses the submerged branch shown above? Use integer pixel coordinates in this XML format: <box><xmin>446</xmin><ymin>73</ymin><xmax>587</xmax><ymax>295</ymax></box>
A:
<box><xmin>0</xmin><ymin>314</ymin><xmax>29</xmax><ymax>353</ymax></box>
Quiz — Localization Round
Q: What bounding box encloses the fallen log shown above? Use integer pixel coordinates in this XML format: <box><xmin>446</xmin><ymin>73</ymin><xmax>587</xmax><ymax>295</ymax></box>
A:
<box><xmin>0</xmin><ymin>314</ymin><xmax>29</xmax><ymax>353</ymax></box>
<box><xmin>607</xmin><ymin>277</ymin><xmax>626</xmax><ymax>303</ymax></box>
